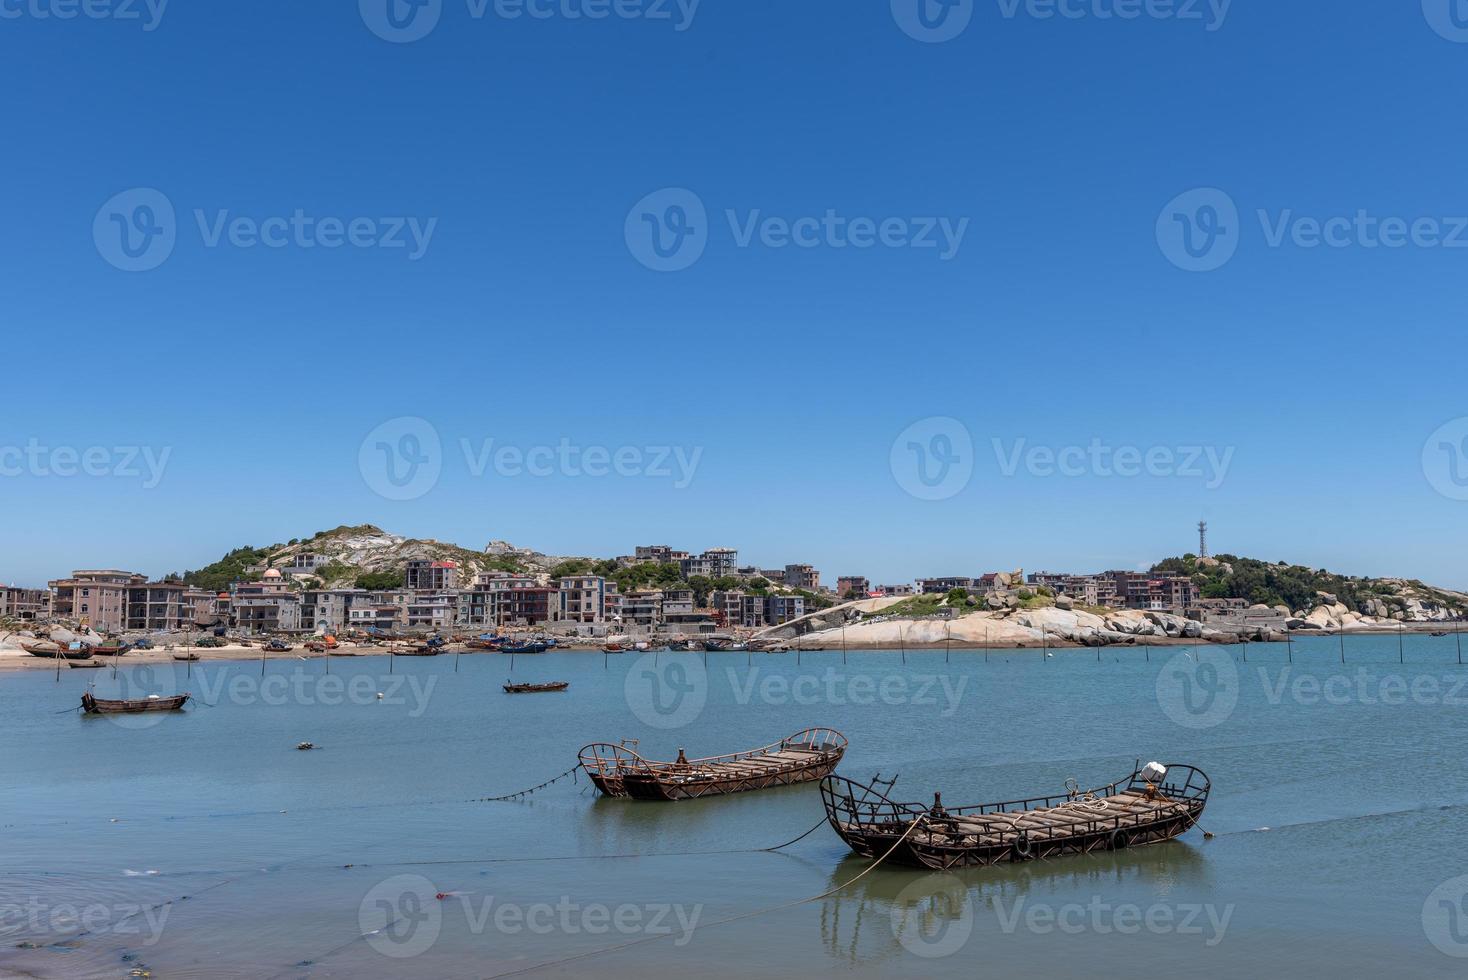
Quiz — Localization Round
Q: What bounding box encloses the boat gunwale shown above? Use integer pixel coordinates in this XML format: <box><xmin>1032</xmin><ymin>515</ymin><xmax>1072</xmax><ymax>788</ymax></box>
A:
<box><xmin>579</xmin><ymin>727</ymin><xmax>847</xmax><ymax>779</ymax></box>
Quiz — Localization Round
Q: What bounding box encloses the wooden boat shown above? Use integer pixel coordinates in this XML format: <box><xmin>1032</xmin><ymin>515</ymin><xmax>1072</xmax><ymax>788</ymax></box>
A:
<box><xmin>90</xmin><ymin>644</ymin><xmax>130</xmax><ymax>657</ymax></box>
<box><xmin>22</xmin><ymin>642</ymin><xmax>93</xmax><ymax>661</ymax></box>
<box><xmin>580</xmin><ymin>728</ymin><xmax>847</xmax><ymax>801</ymax></box>
<box><xmin>81</xmin><ymin>691</ymin><xmax>190</xmax><ymax>714</ymax></box>
<box><xmin>466</xmin><ymin>638</ymin><xmax>503</xmax><ymax>650</ymax></box>
<box><xmin>1431</xmin><ymin>630</ymin><xmax>1449</xmax><ymax>637</ymax></box>
<box><xmin>503</xmin><ymin>681</ymin><xmax>570</xmax><ymax>693</ymax></box>
<box><xmin>501</xmin><ymin>641</ymin><xmax>548</xmax><ymax>654</ymax></box>
<box><xmin>264</xmin><ymin>639</ymin><xmax>293</xmax><ymax>653</ymax></box>
<box><xmin>820</xmin><ymin>762</ymin><xmax>1210</xmax><ymax>871</ymax></box>
<box><xmin>69</xmin><ymin>660</ymin><xmax>105</xmax><ymax>669</ymax></box>
<box><xmin>172</xmin><ymin>652</ymin><xmax>201</xmax><ymax>661</ymax></box>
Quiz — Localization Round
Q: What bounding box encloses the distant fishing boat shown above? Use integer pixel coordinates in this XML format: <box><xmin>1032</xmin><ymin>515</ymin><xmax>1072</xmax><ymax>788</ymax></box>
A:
<box><xmin>263</xmin><ymin>639</ymin><xmax>293</xmax><ymax>653</ymax></box>
<box><xmin>602</xmin><ymin>642</ymin><xmax>626</xmax><ymax>653</ymax></box>
<box><xmin>1432</xmin><ymin>630</ymin><xmax>1449</xmax><ymax>637</ymax></box>
<box><xmin>580</xmin><ymin>728</ymin><xmax>847</xmax><ymax>801</ymax></box>
<box><xmin>821</xmin><ymin>762</ymin><xmax>1211</xmax><ymax>871</ymax></box>
<box><xmin>22</xmin><ymin>642</ymin><xmax>93</xmax><ymax>661</ymax></box>
<box><xmin>68</xmin><ymin>660</ymin><xmax>105</xmax><ymax>669</ymax></box>
<box><xmin>503</xmin><ymin>681</ymin><xmax>570</xmax><ymax>694</ymax></box>
<box><xmin>81</xmin><ymin>691</ymin><xmax>191</xmax><ymax>715</ymax></box>
<box><xmin>172</xmin><ymin>652</ymin><xmax>201</xmax><ymax>662</ymax></box>
<box><xmin>501</xmin><ymin>641</ymin><xmax>548</xmax><ymax>654</ymax></box>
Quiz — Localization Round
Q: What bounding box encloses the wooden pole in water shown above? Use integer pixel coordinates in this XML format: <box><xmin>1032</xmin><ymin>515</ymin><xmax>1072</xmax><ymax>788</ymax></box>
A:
<box><xmin>1398</xmin><ymin>622</ymin><xmax>1404</xmax><ymax>664</ymax></box>
<box><xmin>985</xmin><ymin>625</ymin><xmax>989</xmax><ymax>664</ymax></box>
<box><xmin>899</xmin><ymin>621</ymin><xmax>906</xmax><ymax>664</ymax></box>
<box><xmin>841</xmin><ymin>624</ymin><xmax>847</xmax><ymax>665</ymax></box>
<box><xmin>261</xmin><ymin>640</ymin><xmax>267</xmax><ymax>677</ymax></box>
<box><xmin>945</xmin><ymin>621</ymin><xmax>951</xmax><ymax>663</ymax></box>
<box><xmin>1286</xmin><ymin>633</ymin><xmax>1293</xmax><ymax>664</ymax></box>
<box><xmin>1042</xmin><ymin>625</ymin><xmax>1048</xmax><ymax>661</ymax></box>
<box><xmin>1457</xmin><ymin>618</ymin><xmax>1463</xmax><ymax>666</ymax></box>
<box><xmin>1242</xmin><ymin>636</ymin><xmax>1248</xmax><ymax>663</ymax></box>
<box><xmin>1339</xmin><ymin>628</ymin><xmax>1345</xmax><ymax>665</ymax></box>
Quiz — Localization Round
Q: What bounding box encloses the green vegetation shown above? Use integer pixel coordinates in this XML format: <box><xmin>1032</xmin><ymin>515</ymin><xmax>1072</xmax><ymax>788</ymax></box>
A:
<box><xmin>313</xmin><ymin>561</ymin><xmax>357</xmax><ymax>585</ymax></box>
<box><xmin>355</xmin><ymin>570</ymin><xmax>403</xmax><ymax>591</ymax></box>
<box><xmin>181</xmin><ymin>546</ymin><xmax>270</xmax><ymax>592</ymax></box>
<box><xmin>1151</xmin><ymin>554</ymin><xmax>1407</xmax><ymax>613</ymax></box>
<box><xmin>881</xmin><ymin>592</ymin><xmax>984</xmax><ymax>618</ymax></box>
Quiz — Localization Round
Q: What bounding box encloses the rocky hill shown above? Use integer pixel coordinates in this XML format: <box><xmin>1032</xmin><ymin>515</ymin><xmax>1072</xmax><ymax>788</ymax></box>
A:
<box><xmin>180</xmin><ymin>525</ymin><xmax>581</xmax><ymax>591</ymax></box>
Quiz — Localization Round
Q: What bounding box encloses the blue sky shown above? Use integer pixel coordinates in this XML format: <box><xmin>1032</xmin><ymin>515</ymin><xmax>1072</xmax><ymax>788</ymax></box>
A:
<box><xmin>2</xmin><ymin>1</ymin><xmax>1467</xmax><ymax>588</ymax></box>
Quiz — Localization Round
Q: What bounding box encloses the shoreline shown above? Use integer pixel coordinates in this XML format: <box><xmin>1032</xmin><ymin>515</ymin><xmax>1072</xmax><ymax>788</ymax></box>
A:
<box><xmin>1</xmin><ymin>622</ymin><xmax>1461</xmax><ymax>671</ymax></box>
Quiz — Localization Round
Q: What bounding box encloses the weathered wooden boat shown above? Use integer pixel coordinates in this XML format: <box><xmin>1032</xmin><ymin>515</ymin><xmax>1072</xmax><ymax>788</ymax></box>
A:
<box><xmin>820</xmin><ymin>762</ymin><xmax>1210</xmax><ymax>871</ymax></box>
<box><xmin>501</xmin><ymin>641</ymin><xmax>548</xmax><ymax>654</ymax></box>
<box><xmin>264</xmin><ymin>639</ymin><xmax>293</xmax><ymax>653</ymax></box>
<box><xmin>23</xmin><ymin>642</ymin><xmax>93</xmax><ymax>660</ymax></box>
<box><xmin>503</xmin><ymin>681</ymin><xmax>570</xmax><ymax>693</ymax></box>
<box><xmin>466</xmin><ymin>638</ymin><xmax>504</xmax><ymax>650</ymax></box>
<box><xmin>1431</xmin><ymin>630</ymin><xmax>1449</xmax><ymax>637</ymax></box>
<box><xmin>68</xmin><ymin>660</ymin><xmax>105</xmax><ymax>669</ymax></box>
<box><xmin>580</xmin><ymin>728</ymin><xmax>847</xmax><ymax>801</ymax></box>
<box><xmin>172</xmin><ymin>652</ymin><xmax>201</xmax><ymax>661</ymax></box>
<box><xmin>90</xmin><ymin>644</ymin><xmax>130</xmax><ymax>657</ymax></box>
<box><xmin>81</xmin><ymin>691</ymin><xmax>191</xmax><ymax>714</ymax></box>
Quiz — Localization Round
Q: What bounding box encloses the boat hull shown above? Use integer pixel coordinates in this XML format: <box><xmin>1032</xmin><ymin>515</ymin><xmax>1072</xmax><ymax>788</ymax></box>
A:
<box><xmin>821</xmin><ymin>765</ymin><xmax>1210</xmax><ymax>871</ymax></box>
<box><xmin>580</xmin><ymin>728</ymin><xmax>847</xmax><ymax>802</ymax></box>
<box><xmin>81</xmin><ymin>692</ymin><xmax>191</xmax><ymax>714</ymax></box>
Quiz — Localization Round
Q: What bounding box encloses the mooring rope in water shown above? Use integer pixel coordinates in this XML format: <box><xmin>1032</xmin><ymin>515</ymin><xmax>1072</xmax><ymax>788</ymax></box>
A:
<box><xmin>468</xmin><ymin>763</ymin><xmax>582</xmax><ymax>802</ymax></box>
<box><xmin>479</xmin><ymin>814</ymin><xmax>932</xmax><ymax>979</ymax></box>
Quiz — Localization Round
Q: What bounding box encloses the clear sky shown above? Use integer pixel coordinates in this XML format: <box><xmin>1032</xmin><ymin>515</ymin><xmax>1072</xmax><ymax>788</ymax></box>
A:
<box><xmin>3</xmin><ymin>1</ymin><xmax>1467</xmax><ymax>589</ymax></box>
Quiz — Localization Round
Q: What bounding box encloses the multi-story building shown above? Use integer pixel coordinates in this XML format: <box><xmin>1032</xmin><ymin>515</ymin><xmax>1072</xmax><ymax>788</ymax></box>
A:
<box><xmin>407</xmin><ymin>593</ymin><xmax>457</xmax><ymax>631</ymax></box>
<box><xmin>49</xmin><ymin>570</ymin><xmax>143</xmax><ymax>632</ymax></box>
<box><xmin>283</xmin><ymin>552</ymin><xmax>328</xmax><ymax>578</ymax></box>
<box><xmin>124</xmin><ymin>580</ymin><xmax>188</xmax><ymax>631</ymax></box>
<box><xmin>620</xmin><ymin>590</ymin><xmax>664</xmax><ymax>628</ymax></box>
<box><xmin>679</xmin><ymin>548</ymin><xmax>738</xmax><ymax>579</ymax></box>
<box><xmin>919</xmin><ymin>577</ymin><xmax>974</xmax><ymax>595</ymax></box>
<box><xmin>1102</xmin><ymin>571</ymin><xmax>1196</xmax><ymax>612</ymax></box>
<box><xmin>493</xmin><ymin>585</ymin><xmax>555</xmax><ymax>626</ymax></box>
<box><xmin>0</xmin><ymin>586</ymin><xmax>47</xmax><ymax>621</ymax></box>
<box><xmin>556</xmin><ymin>575</ymin><xmax>607</xmax><ymax>624</ymax></box>
<box><xmin>783</xmin><ymin>564</ymin><xmax>820</xmax><ymax>590</ymax></box>
<box><xmin>765</xmin><ymin>594</ymin><xmax>806</xmax><ymax>625</ymax></box>
<box><xmin>405</xmin><ymin>560</ymin><xmax>459</xmax><ymax>592</ymax></box>
<box><xmin>231</xmin><ymin>570</ymin><xmax>302</xmax><ymax>633</ymax></box>
<box><xmin>875</xmin><ymin>583</ymin><xmax>916</xmax><ymax>597</ymax></box>
<box><xmin>662</xmin><ymin>589</ymin><xmax>695</xmax><ymax>616</ymax></box>
<box><xmin>836</xmin><ymin>576</ymin><xmax>870</xmax><ymax>598</ymax></box>
<box><xmin>710</xmin><ymin>590</ymin><xmax>745</xmax><ymax>627</ymax></box>
<box><xmin>300</xmin><ymin>589</ymin><xmax>363</xmax><ymax>632</ymax></box>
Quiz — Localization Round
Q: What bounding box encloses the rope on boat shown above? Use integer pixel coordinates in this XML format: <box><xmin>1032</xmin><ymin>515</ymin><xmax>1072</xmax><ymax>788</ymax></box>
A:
<box><xmin>468</xmin><ymin>763</ymin><xmax>581</xmax><ymax>802</ymax></box>
<box><xmin>480</xmin><ymin>814</ymin><xmax>933</xmax><ymax>980</ymax></box>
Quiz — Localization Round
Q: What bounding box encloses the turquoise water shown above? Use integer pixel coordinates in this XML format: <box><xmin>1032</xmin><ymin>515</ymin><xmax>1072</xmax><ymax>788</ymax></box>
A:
<box><xmin>4</xmin><ymin>636</ymin><xmax>1468</xmax><ymax>978</ymax></box>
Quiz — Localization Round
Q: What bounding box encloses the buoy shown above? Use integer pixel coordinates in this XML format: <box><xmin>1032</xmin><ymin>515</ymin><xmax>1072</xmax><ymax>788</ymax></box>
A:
<box><xmin>297</xmin><ymin>742</ymin><xmax>315</xmax><ymax>751</ymax></box>
<box><xmin>376</xmin><ymin>692</ymin><xmax>384</xmax><ymax>700</ymax></box>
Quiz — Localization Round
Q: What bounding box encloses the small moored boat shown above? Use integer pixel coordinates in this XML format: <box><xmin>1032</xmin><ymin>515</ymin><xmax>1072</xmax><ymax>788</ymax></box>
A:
<box><xmin>501</xmin><ymin>641</ymin><xmax>548</xmax><ymax>654</ymax></box>
<box><xmin>503</xmin><ymin>681</ymin><xmax>570</xmax><ymax>694</ymax></box>
<box><xmin>264</xmin><ymin>639</ymin><xmax>293</xmax><ymax>653</ymax></box>
<box><xmin>81</xmin><ymin>691</ymin><xmax>191</xmax><ymax>714</ymax></box>
<box><xmin>820</xmin><ymin>762</ymin><xmax>1210</xmax><ymax>871</ymax></box>
<box><xmin>173</xmin><ymin>652</ymin><xmax>201</xmax><ymax>661</ymax></box>
<box><xmin>69</xmin><ymin>660</ymin><xmax>105</xmax><ymax>669</ymax></box>
<box><xmin>23</xmin><ymin>642</ymin><xmax>93</xmax><ymax>661</ymax></box>
<box><xmin>580</xmin><ymin>728</ymin><xmax>847</xmax><ymax>801</ymax></box>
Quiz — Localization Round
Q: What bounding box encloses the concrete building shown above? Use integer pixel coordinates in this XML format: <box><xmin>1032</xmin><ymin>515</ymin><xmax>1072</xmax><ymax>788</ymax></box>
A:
<box><xmin>231</xmin><ymin>570</ymin><xmax>302</xmax><ymax>634</ymax></box>
<box><xmin>620</xmin><ymin>590</ymin><xmax>664</xmax><ymax>628</ymax></box>
<box><xmin>836</xmin><ymin>576</ymin><xmax>871</xmax><ymax>598</ymax></box>
<box><xmin>919</xmin><ymin>577</ymin><xmax>974</xmax><ymax>595</ymax></box>
<box><xmin>556</xmin><ymin>575</ymin><xmax>607</xmax><ymax>624</ymax></box>
<box><xmin>405</xmin><ymin>560</ymin><xmax>459</xmax><ymax>592</ymax></box>
<box><xmin>124</xmin><ymin>580</ymin><xmax>188</xmax><ymax>631</ymax></box>
<box><xmin>0</xmin><ymin>586</ymin><xmax>47</xmax><ymax>621</ymax></box>
<box><xmin>407</xmin><ymin>593</ymin><xmax>457</xmax><ymax>631</ymax></box>
<box><xmin>300</xmin><ymin>589</ymin><xmax>362</xmax><ymax>633</ymax></box>
<box><xmin>783</xmin><ymin>564</ymin><xmax>820</xmax><ymax>590</ymax></box>
<box><xmin>48</xmin><ymin>570</ymin><xmax>143</xmax><ymax>632</ymax></box>
<box><xmin>765</xmin><ymin>594</ymin><xmax>806</xmax><ymax>625</ymax></box>
<box><xmin>875</xmin><ymin>583</ymin><xmax>916</xmax><ymax>597</ymax></box>
<box><xmin>680</xmin><ymin>548</ymin><xmax>738</xmax><ymax>579</ymax></box>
